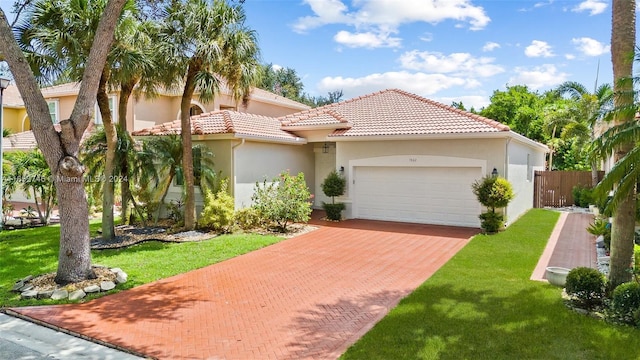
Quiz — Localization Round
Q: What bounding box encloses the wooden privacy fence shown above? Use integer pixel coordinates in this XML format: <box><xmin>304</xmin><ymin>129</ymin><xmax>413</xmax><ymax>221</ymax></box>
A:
<box><xmin>533</xmin><ymin>171</ymin><xmax>604</xmax><ymax>208</ymax></box>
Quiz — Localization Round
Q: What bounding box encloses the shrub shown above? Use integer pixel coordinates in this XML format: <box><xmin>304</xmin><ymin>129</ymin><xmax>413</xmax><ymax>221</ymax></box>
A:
<box><xmin>472</xmin><ymin>176</ymin><xmax>514</xmax><ymax>234</ymax></box>
<box><xmin>572</xmin><ymin>185</ymin><xmax>593</xmax><ymax>208</ymax></box>
<box><xmin>321</xmin><ymin>170</ymin><xmax>347</xmax><ymax>221</ymax></box>
<box><xmin>234</xmin><ymin>207</ymin><xmax>262</xmax><ymax>231</ymax></box>
<box><xmin>610</xmin><ymin>282</ymin><xmax>640</xmax><ymax>326</ymax></box>
<box><xmin>323</xmin><ymin>203</ymin><xmax>345</xmax><ymax>221</ymax></box>
<box><xmin>252</xmin><ymin>171</ymin><xmax>312</xmax><ymax>232</ymax></box>
<box><xmin>199</xmin><ymin>180</ymin><xmax>235</xmax><ymax>232</ymax></box>
<box><xmin>565</xmin><ymin>267</ymin><xmax>606</xmax><ymax>309</ymax></box>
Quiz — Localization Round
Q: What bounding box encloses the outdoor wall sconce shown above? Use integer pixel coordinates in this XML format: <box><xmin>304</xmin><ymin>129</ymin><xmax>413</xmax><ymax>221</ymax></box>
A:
<box><xmin>322</xmin><ymin>142</ymin><xmax>330</xmax><ymax>154</ymax></box>
<box><xmin>492</xmin><ymin>168</ymin><xmax>499</xmax><ymax>177</ymax></box>
<box><xmin>339</xmin><ymin>166</ymin><xmax>344</xmax><ymax>174</ymax></box>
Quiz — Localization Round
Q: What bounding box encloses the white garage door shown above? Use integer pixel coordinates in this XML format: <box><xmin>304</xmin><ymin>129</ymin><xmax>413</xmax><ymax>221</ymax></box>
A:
<box><xmin>354</xmin><ymin>166</ymin><xmax>481</xmax><ymax>227</ymax></box>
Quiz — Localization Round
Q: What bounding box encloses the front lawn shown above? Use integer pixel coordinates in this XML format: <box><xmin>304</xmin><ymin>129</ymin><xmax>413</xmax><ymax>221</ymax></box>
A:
<box><xmin>342</xmin><ymin>209</ymin><xmax>640</xmax><ymax>360</ymax></box>
<box><xmin>0</xmin><ymin>223</ymin><xmax>281</xmax><ymax>308</ymax></box>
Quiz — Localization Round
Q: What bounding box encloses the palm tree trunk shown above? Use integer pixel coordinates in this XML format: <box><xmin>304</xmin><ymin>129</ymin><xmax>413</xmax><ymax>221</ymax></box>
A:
<box><xmin>180</xmin><ymin>62</ymin><xmax>198</xmax><ymax>230</ymax></box>
<box><xmin>98</xmin><ymin>68</ymin><xmax>117</xmax><ymax>240</ymax></box>
<box><xmin>118</xmin><ymin>79</ymin><xmax>136</xmax><ymax>224</ymax></box>
<box><xmin>609</xmin><ymin>0</ymin><xmax>636</xmax><ymax>288</ymax></box>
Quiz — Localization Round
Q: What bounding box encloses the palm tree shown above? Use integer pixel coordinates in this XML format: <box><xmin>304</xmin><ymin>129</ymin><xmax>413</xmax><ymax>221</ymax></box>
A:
<box><xmin>604</xmin><ymin>0</ymin><xmax>637</xmax><ymax>288</ymax></box>
<box><xmin>556</xmin><ymin>81</ymin><xmax>613</xmax><ymax>185</ymax></box>
<box><xmin>4</xmin><ymin>150</ymin><xmax>56</xmax><ymax>224</ymax></box>
<box><xmin>19</xmin><ymin>0</ymin><xmax>157</xmax><ymax>240</ymax></box>
<box><xmin>140</xmin><ymin>134</ymin><xmax>218</xmax><ymax>224</ymax></box>
<box><xmin>157</xmin><ymin>0</ymin><xmax>260</xmax><ymax>230</ymax></box>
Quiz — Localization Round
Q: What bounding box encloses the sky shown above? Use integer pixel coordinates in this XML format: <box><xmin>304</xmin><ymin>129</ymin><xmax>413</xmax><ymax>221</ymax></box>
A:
<box><xmin>0</xmin><ymin>0</ymin><xmax>623</xmax><ymax>110</ymax></box>
<box><xmin>241</xmin><ymin>0</ymin><xmax>620</xmax><ymax>109</ymax></box>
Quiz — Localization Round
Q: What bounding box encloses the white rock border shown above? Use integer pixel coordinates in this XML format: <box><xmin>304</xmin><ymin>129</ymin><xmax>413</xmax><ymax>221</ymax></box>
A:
<box><xmin>12</xmin><ymin>267</ymin><xmax>128</xmax><ymax>301</ymax></box>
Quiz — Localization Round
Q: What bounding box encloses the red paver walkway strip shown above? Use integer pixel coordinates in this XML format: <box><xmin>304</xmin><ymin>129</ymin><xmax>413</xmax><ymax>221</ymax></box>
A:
<box><xmin>11</xmin><ymin>220</ymin><xmax>477</xmax><ymax>360</ymax></box>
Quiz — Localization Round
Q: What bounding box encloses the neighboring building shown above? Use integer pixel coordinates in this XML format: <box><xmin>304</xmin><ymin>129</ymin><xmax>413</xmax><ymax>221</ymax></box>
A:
<box><xmin>2</xmin><ymin>84</ymin><xmax>29</xmax><ymax>134</ymax></box>
<box><xmin>134</xmin><ymin>89</ymin><xmax>549</xmax><ymax>228</ymax></box>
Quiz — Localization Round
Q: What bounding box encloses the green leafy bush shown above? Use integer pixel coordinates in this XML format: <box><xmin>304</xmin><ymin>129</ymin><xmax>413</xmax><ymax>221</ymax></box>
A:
<box><xmin>572</xmin><ymin>185</ymin><xmax>593</xmax><ymax>208</ymax></box>
<box><xmin>565</xmin><ymin>267</ymin><xmax>606</xmax><ymax>309</ymax></box>
<box><xmin>472</xmin><ymin>176</ymin><xmax>514</xmax><ymax>233</ymax></box>
<box><xmin>199</xmin><ymin>180</ymin><xmax>235</xmax><ymax>232</ymax></box>
<box><xmin>252</xmin><ymin>171</ymin><xmax>312</xmax><ymax>232</ymax></box>
<box><xmin>321</xmin><ymin>170</ymin><xmax>346</xmax><ymax>221</ymax></box>
<box><xmin>610</xmin><ymin>282</ymin><xmax>640</xmax><ymax>326</ymax></box>
<box><xmin>234</xmin><ymin>207</ymin><xmax>262</xmax><ymax>231</ymax></box>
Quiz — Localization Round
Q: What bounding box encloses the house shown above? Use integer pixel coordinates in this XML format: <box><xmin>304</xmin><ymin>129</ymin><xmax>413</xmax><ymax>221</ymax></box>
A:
<box><xmin>133</xmin><ymin>89</ymin><xmax>549</xmax><ymax>228</ymax></box>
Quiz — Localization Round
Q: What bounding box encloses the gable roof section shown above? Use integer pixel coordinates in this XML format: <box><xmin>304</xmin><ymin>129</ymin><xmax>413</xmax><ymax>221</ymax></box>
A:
<box><xmin>3</xmin><ymin>123</ymin><xmax>96</xmax><ymax>152</ymax></box>
<box><xmin>280</xmin><ymin>89</ymin><xmax>509</xmax><ymax>137</ymax></box>
<box><xmin>2</xmin><ymin>85</ymin><xmax>25</xmax><ymax>108</ymax></box>
<box><xmin>132</xmin><ymin>110</ymin><xmax>306</xmax><ymax>144</ymax></box>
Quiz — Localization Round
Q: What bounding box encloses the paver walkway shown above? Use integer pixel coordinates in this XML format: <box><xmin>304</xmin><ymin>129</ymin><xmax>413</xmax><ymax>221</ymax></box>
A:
<box><xmin>10</xmin><ymin>218</ymin><xmax>478</xmax><ymax>359</ymax></box>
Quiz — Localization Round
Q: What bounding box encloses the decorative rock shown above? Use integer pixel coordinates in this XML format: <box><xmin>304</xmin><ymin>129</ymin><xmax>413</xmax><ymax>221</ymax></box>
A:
<box><xmin>115</xmin><ymin>271</ymin><xmax>128</xmax><ymax>284</ymax></box>
<box><xmin>100</xmin><ymin>281</ymin><xmax>116</xmax><ymax>291</ymax></box>
<box><xmin>596</xmin><ymin>235</ymin><xmax>605</xmax><ymax>248</ymax></box>
<box><xmin>21</xmin><ymin>275</ymin><xmax>34</xmax><ymax>282</ymax></box>
<box><xmin>84</xmin><ymin>285</ymin><xmax>101</xmax><ymax>293</ymax></box>
<box><xmin>110</xmin><ymin>267</ymin><xmax>123</xmax><ymax>274</ymax></box>
<box><xmin>21</xmin><ymin>290</ymin><xmax>38</xmax><ymax>299</ymax></box>
<box><xmin>11</xmin><ymin>281</ymin><xmax>25</xmax><ymax>292</ymax></box>
<box><xmin>19</xmin><ymin>284</ymin><xmax>34</xmax><ymax>292</ymax></box>
<box><xmin>37</xmin><ymin>290</ymin><xmax>54</xmax><ymax>299</ymax></box>
<box><xmin>68</xmin><ymin>289</ymin><xmax>86</xmax><ymax>301</ymax></box>
<box><xmin>51</xmin><ymin>289</ymin><xmax>69</xmax><ymax>300</ymax></box>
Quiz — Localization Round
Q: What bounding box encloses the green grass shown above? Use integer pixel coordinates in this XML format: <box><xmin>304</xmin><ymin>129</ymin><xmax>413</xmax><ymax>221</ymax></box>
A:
<box><xmin>342</xmin><ymin>209</ymin><xmax>640</xmax><ymax>360</ymax></box>
<box><xmin>0</xmin><ymin>223</ymin><xmax>281</xmax><ymax>308</ymax></box>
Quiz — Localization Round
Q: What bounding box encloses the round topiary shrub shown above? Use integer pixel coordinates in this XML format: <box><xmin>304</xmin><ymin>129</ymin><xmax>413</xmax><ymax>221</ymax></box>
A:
<box><xmin>471</xmin><ymin>175</ymin><xmax>514</xmax><ymax>233</ymax></box>
<box><xmin>565</xmin><ymin>267</ymin><xmax>606</xmax><ymax>309</ymax></box>
<box><xmin>611</xmin><ymin>282</ymin><xmax>640</xmax><ymax>326</ymax></box>
<box><xmin>321</xmin><ymin>170</ymin><xmax>346</xmax><ymax>221</ymax></box>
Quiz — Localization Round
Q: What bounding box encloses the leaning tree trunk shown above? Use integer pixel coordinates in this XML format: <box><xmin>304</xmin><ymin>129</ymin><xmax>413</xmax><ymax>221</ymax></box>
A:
<box><xmin>609</xmin><ymin>0</ymin><xmax>636</xmax><ymax>288</ymax></box>
<box><xmin>0</xmin><ymin>1</ymin><xmax>127</xmax><ymax>284</ymax></box>
<box><xmin>118</xmin><ymin>79</ymin><xmax>136</xmax><ymax>224</ymax></box>
<box><xmin>98</xmin><ymin>68</ymin><xmax>117</xmax><ymax>240</ymax></box>
<box><xmin>180</xmin><ymin>63</ymin><xmax>198</xmax><ymax>230</ymax></box>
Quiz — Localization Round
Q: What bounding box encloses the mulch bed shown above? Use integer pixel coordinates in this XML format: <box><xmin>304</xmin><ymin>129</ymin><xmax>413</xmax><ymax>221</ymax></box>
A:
<box><xmin>90</xmin><ymin>225</ymin><xmax>216</xmax><ymax>250</ymax></box>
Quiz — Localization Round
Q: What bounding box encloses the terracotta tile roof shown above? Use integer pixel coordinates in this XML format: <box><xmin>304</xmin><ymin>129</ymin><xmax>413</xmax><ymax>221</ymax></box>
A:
<box><xmin>280</xmin><ymin>109</ymin><xmax>351</xmax><ymax>128</ymax></box>
<box><xmin>280</xmin><ymin>89</ymin><xmax>509</xmax><ymax>137</ymax></box>
<box><xmin>3</xmin><ymin>123</ymin><xmax>96</xmax><ymax>152</ymax></box>
<box><xmin>2</xmin><ymin>85</ymin><xmax>25</xmax><ymax>107</ymax></box>
<box><xmin>41</xmin><ymin>82</ymin><xmax>82</xmax><ymax>97</ymax></box>
<box><xmin>132</xmin><ymin>110</ymin><xmax>304</xmax><ymax>143</ymax></box>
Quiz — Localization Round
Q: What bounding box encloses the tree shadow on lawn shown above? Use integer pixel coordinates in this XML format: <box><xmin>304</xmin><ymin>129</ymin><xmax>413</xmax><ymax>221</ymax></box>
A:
<box><xmin>10</xmin><ymin>279</ymin><xmax>209</xmax><ymax>359</ymax></box>
<box><xmin>291</xmin><ymin>284</ymin><xmax>640</xmax><ymax>360</ymax></box>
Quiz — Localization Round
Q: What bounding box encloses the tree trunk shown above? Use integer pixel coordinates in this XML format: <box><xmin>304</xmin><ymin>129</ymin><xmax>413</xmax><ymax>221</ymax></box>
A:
<box><xmin>0</xmin><ymin>1</ymin><xmax>127</xmax><ymax>284</ymax></box>
<box><xmin>609</xmin><ymin>0</ymin><xmax>636</xmax><ymax>288</ymax></box>
<box><xmin>118</xmin><ymin>79</ymin><xmax>136</xmax><ymax>224</ymax></box>
<box><xmin>97</xmin><ymin>68</ymin><xmax>116</xmax><ymax>240</ymax></box>
<box><xmin>181</xmin><ymin>63</ymin><xmax>198</xmax><ymax>230</ymax></box>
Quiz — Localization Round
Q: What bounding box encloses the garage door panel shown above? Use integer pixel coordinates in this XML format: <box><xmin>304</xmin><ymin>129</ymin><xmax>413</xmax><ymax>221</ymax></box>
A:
<box><xmin>354</xmin><ymin>166</ymin><xmax>481</xmax><ymax>227</ymax></box>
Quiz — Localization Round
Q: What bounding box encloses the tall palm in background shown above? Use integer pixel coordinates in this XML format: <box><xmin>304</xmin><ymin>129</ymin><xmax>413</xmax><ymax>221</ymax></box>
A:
<box><xmin>157</xmin><ymin>0</ymin><xmax>260</xmax><ymax>230</ymax></box>
<box><xmin>556</xmin><ymin>81</ymin><xmax>613</xmax><ymax>186</ymax></box>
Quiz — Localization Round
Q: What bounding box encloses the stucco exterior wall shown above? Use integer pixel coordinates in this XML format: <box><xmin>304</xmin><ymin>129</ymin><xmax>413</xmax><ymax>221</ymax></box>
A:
<box><xmin>3</xmin><ymin>108</ymin><xmax>23</xmax><ymax>133</ymax></box>
<box><xmin>134</xmin><ymin>95</ymin><xmax>180</xmax><ymax>130</ymax></box>
<box><xmin>506</xmin><ymin>139</ymin><xmax>546</xmax><ymax>224</ymax></box>
<box><xmin>233</xmin><ymin>142</ymin><xmax>314</xmax><ymax>209</ymax></box>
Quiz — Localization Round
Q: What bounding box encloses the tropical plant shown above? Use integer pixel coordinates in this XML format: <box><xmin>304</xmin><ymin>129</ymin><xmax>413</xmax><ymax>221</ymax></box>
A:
<box><xmin>471</xmin><ymin>176</ymin><xmax>514</xmax><ymax>233</ymax></box>
<box><xmin>251</xmin><ymin>171</ymin><xmax>312</xmax><ymax>232</ymax></box>
<box><xmin>4</xmin><ymin>150</ymin><xmax>56</xmax><ymax>224</ymax></box>
<box><xmin>321</xmin><ymin>170</ymin><xmax>346</xmax><ymax>221</ymax></box>
<box><xmin>199</xmin><ymin>179</ymin><xmax>234</xmax><ymax>232</ymax></box>
<box><xmin>157</xmin><ymin>0</ymin><xmax>260</xmax><ymax>230</ymax></box>
<box><xmin>0</xmin><ymin>0</ymin><xmax>127</xmax><ymax>283</ymax></box>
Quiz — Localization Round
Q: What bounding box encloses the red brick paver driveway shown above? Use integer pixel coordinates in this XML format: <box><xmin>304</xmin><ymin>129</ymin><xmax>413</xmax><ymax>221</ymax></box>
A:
<box><xmin>11</xmin><ymin>219</ymin><xmax>478</xmax><ymax>359</ymax></box>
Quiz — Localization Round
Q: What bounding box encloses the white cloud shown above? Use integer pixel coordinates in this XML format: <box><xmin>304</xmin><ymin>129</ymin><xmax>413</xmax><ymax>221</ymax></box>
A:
<box><xmin>334</xmin><ymin>30</ymin><xmax>401</xmax><ymax>48</ymax></box>
<box><xmin>317</xmin><ymin>71</ymin><xmax>473</xmax><ymax>98</ymax></box>
<box><xmin>294</xmin><ymin>0</ymin><xmax>491</xmax><ymax>48</ymax></box>
<box><xmin>508</xmin><ymin>64</ymin><xmax>569</xmax><ymax>89</ymax></box>
<box><xmin>436</xmin><ymin>95</ymin><xmax>491</xmax><ymax>110</ymax></box>
<box><xmin>525</xmin><ymin>40</ymin><xmax>554</xmax><ymax>57</ymax></box>
<box><xmin>572</xmin><ymin>37</ymin><xmax>610</xmax><ymax>56</ymax></box>
<box><xmin>420</xmin><ymin>32</ymin><xmax>433</xmax><ymax>42</ymax></box>
<box><xmin>398</xmin><ymin>50</ymin><xmax>505</xmax><ymax>78</ymax></box>
<box><xmin>565</xmin><ymin>54</ymin><xmax>576</xmax><ymax>60</ymax></box>
<box><xmin>482</xmin><ymin>42</ymin><xmax>500</xmax><ymax>52</ymax></box>
<box><xmin>572</xmin><ymin>0</ymin><xmax>607</xmax><ymax>15</ymax></box>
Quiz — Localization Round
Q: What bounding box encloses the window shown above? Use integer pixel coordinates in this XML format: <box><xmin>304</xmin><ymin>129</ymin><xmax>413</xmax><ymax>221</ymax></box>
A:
<box><xmin>94</xmin><ymin>95</ymin><xmax>117</xmax><ymax>125</ymax></box>
<box><xmin>175</xmin><ymin>147</ymin><xmax>203</xmax><ymax>186</ymax></box>
<box><xmin>47</xmin><ymin>100</ymin><xmax>59</xmax><ymax>123</ymax></box>
<box><xmin>527</xmin><ymin>154</ymin><xmax>532</xmax><ymax>181</ymax></box>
